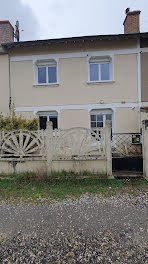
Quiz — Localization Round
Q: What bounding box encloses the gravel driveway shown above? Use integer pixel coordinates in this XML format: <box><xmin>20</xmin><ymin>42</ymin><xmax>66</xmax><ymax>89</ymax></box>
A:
<box><xmin>0</xmin><ymin>193</ymin><xmax>148</xmax><ymax>263</ymax></box>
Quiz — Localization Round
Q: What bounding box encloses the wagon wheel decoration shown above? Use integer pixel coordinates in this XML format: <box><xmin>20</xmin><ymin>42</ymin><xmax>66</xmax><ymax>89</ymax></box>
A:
<box><xmin>1</xmin><ymin>130</ymin><xmax>44</xmax><ymax>157</ymax></box>
<box><xmin>54</xmin><ymin>127</ymin><xmax>104</xmax><ymax>157</ymax></box>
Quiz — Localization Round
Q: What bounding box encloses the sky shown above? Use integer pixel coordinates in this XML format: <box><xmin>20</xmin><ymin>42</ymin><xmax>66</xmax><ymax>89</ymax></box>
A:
<box><xmin>0</xmin><ymin>0</ymin><xmax>147</xmax><ymax>41</ymax></box>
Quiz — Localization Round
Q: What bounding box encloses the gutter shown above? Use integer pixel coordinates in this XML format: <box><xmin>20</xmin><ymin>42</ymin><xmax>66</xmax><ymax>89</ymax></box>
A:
<box><xmin>137</xmin><ymin>39</ymin><xmax>142</xmax><ymax>132</ymax></box>
<box><xmin>8</xmin><ymin>54</ymin><xmax>12</xmax><ymax>117</ymax></box>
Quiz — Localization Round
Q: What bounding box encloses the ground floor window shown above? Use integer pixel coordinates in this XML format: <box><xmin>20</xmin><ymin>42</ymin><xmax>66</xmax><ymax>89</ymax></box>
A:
<box><xmin>90</xmin><ymin>110</ymin><xmax>112</xmax><ymax>134</ymax></box>
<box><xmin>38</xmin><ymin>112</ymin><xmax>58</xmax><ymax>130</ymax></box>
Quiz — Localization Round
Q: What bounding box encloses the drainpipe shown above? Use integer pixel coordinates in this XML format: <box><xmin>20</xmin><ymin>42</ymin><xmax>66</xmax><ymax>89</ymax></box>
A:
<box><xmin>8</xmin><ymin>54</ymin><xmax>12</xmax><ymax>117</ymax></box>
<box><xmin>137</xmin><ymin>39</ymin><xmax>141</xmax><ymax>132</ymax></box>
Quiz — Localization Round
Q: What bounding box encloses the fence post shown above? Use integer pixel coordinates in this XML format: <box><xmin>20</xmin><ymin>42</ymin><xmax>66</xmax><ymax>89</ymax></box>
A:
<box><xmin>45</xmin><ymin>121</ymin><xmax>53</xmax><ymax>173</ymax></box>
<box><xmin>105</xmin><ymin>120</ymin><xmax>113</xmax><ymax>178</ymax></box>
<box><xmin>142</xmin><ymin>120</ymin><xmax>148</xmax><ymax>181</ymax></box>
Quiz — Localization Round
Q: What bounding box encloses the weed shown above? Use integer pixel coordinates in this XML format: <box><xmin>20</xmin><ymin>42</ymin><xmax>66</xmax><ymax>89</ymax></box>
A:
<box><xmin>0</xmin><ymin>172</ymin><xmax>147</xmax><ymax>202</ymax></box>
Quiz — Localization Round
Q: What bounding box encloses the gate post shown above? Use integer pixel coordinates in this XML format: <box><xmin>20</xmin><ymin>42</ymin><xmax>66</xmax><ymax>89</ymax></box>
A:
<box><xmin>142</xmin><ymin>120</ymin><xmax>148</xmax><ymax>180</ymax></box>
<box><xmin>105</xmin><ymin>120</ymin><xmax>113</xmax><ymax>178</ymax></box>
<box><xmin>45</xmin><ymin>121</ymin><xmax>53</xmax><ymax>173</ymax></box>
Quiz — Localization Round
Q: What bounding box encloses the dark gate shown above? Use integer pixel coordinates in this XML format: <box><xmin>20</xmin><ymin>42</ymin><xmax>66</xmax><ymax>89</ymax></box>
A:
<box><xmin>112</xmin><ymin>133</ymin><xmax>143</xmax><ymax>172</ymax></box>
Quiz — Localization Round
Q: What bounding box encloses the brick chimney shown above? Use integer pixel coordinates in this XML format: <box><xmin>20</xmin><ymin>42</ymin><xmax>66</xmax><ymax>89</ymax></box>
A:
<box><xmin>123</xmin><ymin>8</ymin><xmax>141</xmax><ymax>34</ymax></box>
<box><xmin>0</xmin><ymin>21</ymin><xmax>14</xmax><ymax>44</ymax></box>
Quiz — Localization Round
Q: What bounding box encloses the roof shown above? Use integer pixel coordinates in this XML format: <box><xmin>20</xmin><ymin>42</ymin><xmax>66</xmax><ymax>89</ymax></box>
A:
<box><xmin>2</xmin><ymin>32</ymin><xmax>148</xmax><ymax>50</ymax></box>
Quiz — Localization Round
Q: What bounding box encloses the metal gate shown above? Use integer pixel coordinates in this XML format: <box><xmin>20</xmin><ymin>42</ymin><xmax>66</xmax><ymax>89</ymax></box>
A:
<box><xmin>112</xmin><ymin>133</ymin><xmax>143</xmax><ymax>172</ymax></box>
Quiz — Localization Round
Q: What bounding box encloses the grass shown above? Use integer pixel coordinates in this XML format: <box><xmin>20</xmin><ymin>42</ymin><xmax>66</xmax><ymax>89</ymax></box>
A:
<box><xmin>0</xmin><ymin>171</ymin><xmax>147</xmax><ymax>202</ymax></box>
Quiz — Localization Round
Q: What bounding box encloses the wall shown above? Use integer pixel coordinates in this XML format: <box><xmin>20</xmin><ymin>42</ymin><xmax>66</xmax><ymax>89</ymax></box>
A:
<box><xmin>0</xmin><ymin>159</ymin><xmax>107</xmax><ymax>175</ymax></box>
<box><xmin>11</xmin><ymin>54</ymin><xmax>138</xmax><ymax>107</ymax></box>
<box><xmin>141</xmin><ymin>52</ymin><xmax>148</xmax><ymax>102</ymax></box>
<box><xmin>141</xmin><ymin>111</ymin><xmax>148</xmax><ymax>123</ymax></box>
<box><xmin>15</xmin><ymin>107</ymin><xmax>140</xmax><ymax>132</ymax></box>
<box><xmin>0</xmin><ymin>54</ymin><xmax>9</xmax><ymax>114</ymax></box>
<box><xmin>115</xmin><ymin>107</ymin><xmax>139</xmax><ymax>133</ymax></box>
<box><xmin>60</xmin><ymin>109</ymin><xmax>89</xmax><ymax>129</ymax></box>
<box><xmin>8</xmin><ymin>39</ymin><xmax>139</xmax><ymax>133</ymax></box>
<box><xmin>0</xmin><ymin>121</ymin><xmax>112</xmax><ymax>177</ymax></box>
<box><xmin>15</xmin><ymin>111</ymin><xmax>35</xmax><ymax>119</ymax></box>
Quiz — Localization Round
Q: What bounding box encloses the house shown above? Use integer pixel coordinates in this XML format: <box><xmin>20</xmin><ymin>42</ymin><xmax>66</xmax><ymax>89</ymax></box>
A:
<box><xmin>140</xmin><ymin>32</ymin><xmax>148</xmax><ymax>122</ymax></box>
<box><xmin>0</xmin><ymin>9</ymin><xmax>147</xmax><ymax>134</ymax></box>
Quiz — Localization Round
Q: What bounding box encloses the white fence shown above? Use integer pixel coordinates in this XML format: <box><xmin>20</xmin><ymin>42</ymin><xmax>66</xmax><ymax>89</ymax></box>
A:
<box><xmin>0</xmin><ymin>121</ymin><xmax>112</xmax><ymax>177</ymax></box>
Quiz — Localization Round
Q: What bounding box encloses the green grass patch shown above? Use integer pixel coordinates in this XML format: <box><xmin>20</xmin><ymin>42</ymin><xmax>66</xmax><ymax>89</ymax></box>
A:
<box><xmin>0</xmin><ymin>171</ymin><xmax>147</xmax><ymax>202</ymax></box>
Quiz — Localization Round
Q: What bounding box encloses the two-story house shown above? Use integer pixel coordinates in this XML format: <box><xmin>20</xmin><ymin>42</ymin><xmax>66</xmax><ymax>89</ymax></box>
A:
<box><xmin>0</xmin><ymin>9</ymin><xmax>146</xmax><ymax>134</ymax></box>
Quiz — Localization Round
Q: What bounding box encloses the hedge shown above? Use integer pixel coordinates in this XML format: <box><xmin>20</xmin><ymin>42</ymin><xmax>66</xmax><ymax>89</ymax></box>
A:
<box><xmin>0</xmin><ymin>112</ymin><xmax>38</xmax><ymax>131</ymax></box>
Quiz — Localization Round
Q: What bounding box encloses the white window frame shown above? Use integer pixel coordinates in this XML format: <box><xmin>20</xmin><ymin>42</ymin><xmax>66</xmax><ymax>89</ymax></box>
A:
<box><xmin>90</xmin><ymin>109</ymin><xmax>114</xmax><ymax>132</ymax></box>
<box><xmin>88</xmin><ymin>56</ymin><xmax>114</xmax><ymax>83</ymax></box>
<box><xmin>37</xmin><ymin>111</ymin><xmax>59</xmax><ymax>129</ymax></box>
<box><xmin>34</xmin><ymin>59</ymin><xmax>59</xmax><ymax>86</ymax></box>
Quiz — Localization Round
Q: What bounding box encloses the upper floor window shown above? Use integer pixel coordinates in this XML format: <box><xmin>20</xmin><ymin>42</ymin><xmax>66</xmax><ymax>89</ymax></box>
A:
<box><xmin>37</xmin><ymin>60</ymin><xmax>57</xmax><ymax>84</ymax></box>
<box><xmin>89</xmin><ymin>56</ymin><xmax>111</xmax><ymax>82</ymax></box>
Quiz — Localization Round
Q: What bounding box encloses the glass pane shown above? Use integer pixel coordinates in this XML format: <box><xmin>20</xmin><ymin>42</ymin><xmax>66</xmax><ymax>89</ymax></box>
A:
<box><xmin>97</xmin><ymin>115</ymin><xmax>103</xmax><ymax>121</ymax></box>
<box><xmin>90</xmin><ymin>64</ymin><xmax>99</xmax><ymax>81</ymax></box>
<box><xmin>91</xmin><ymin>115</ymin><xmax>96</xmax><ymax>121</ymax></box>
<box><xmin>97</xmin><ymin>122</ymin><xmax>103</xmax><ymax>128</ymax></box>
<box><xmin>49</xmin><ymin>116</ymin><xmax>58</xmax><ymax>129</ymax></box>
<box><xmin>101</xmin><ymin>63</ymin><xmax>110</xmax><ymax>80</ymax></box>
<box><xmin>38</xmin><ymin>67</ymin><xmax>46</xmax><ymax>83</ymax></box>
<box><xmin>39</xmin><ymin>116</ymin><xmax>47</xmax><ymax>130</ymax></box>
<box><xmin>91</xmin><ymin>122</ymin><xmax>96</xmax><ymax>128</ymax></box>
<box><xmin>106</xmin><ymin>114</ymin><xmax>112</xmax><ymax>120</ymax></box>
<box><xmin>48</xmin><ymin>66</ymin><xmax>57</xmax><ymax>83</ymax></box>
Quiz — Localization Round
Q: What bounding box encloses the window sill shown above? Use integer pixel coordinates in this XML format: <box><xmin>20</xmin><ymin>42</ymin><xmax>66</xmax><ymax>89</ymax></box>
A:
<box><xmin>87</xmin><ymin>80</ymin><xmax>115</xmax><ymax>84</ymax></box>
<box><xmin>33</xmin><ymin>83</ymin><xmax>59</xmax><ymax>87</ymax></box>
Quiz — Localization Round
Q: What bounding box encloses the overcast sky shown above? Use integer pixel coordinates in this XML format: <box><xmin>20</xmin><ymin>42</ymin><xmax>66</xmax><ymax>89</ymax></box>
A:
<box><xmin>0</xmin><ymin>0</ymin><xmax>148</xmax><ymax>41</ymax></box>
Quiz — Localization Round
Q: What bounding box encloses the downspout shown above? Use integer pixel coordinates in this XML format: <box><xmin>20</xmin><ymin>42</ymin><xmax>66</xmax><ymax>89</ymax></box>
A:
<box><xmin>137</xmin><ymin>39</ymin><xmax>141</xmax><ymax>132</ymax></box>
<box><xmin>8</xmin><ymin>54</ymin><xmax>12</xmax><ymax>117</ymax></box>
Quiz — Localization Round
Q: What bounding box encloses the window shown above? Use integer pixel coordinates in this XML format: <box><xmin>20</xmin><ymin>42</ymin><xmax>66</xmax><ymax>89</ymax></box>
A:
<box><xmin>38</xmin><ymin>112</ymin><xmax>58</xmax><ymax>130</ymax></box>
<box><xmin>36</xmin><ymin>60</ymin><xmax>57</xmax><ymax>84</ymax></box>
<box><xmin>89</xmin><ymin>57</ymin><xmax>111</xmax><ymax>82</ymax></box>
<box><xmin>90</xmin><ymin>110</ymin><xmax>112</xmax><ymax>131</ymax></box>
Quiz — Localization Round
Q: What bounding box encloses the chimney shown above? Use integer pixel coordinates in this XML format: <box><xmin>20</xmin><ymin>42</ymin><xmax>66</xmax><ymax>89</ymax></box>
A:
<box><xmin>123</xmin><ymin>8</ymin><xmax>141</xmax><ymax>34</ymax></box>
<box><xmin>0</xmin><ymin>21</ymin><xmax>14</xmax><ymax>44</ymax></box>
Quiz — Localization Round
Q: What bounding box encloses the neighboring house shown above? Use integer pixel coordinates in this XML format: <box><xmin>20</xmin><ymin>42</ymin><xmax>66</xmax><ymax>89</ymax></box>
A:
<box><xmin>0</xmin><ymin>9</ymin><xmax>147</xmax><ymax>133</ymax></box>
<box><xmin>140</xmin><ymin>35</ymin><xmax>148</xmax><ymax>122</ymax></box>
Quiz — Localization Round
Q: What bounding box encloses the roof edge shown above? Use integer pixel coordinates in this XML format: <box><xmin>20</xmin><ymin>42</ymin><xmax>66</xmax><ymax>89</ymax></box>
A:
<box><xmin>2</xmin><ymin>32</ymin><xmax>146</xmax><ymax>50</ymax></box>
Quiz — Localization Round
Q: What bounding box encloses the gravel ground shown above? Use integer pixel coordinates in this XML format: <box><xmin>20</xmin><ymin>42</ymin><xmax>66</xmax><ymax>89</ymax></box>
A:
<box><xmin>0</xmin><ymin>193</ymin><xmax>148</xmax><ymax>263</ymax></box>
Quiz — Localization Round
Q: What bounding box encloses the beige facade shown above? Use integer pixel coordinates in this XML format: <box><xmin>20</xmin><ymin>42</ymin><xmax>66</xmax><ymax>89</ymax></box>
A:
<box><xmin>141</xmin><ymin>52</ymin><xmax>148</xmax><ymax>102</ymax></box>
<box><xmin>11</xmin><ymin>54</ymin><xmax>138</xmax><ymax>107</ymax></box>
<box><xmin>115</xmin><ymin>107</ymin><xmax>139</xmax><ymax>133</ymax></box>
<box><xmin>15</xmin><ymin>107</ymin><xmax>140</xmax><ymax>133</ymax></box>
<box><xmin>0</xmin><ymin>54</ymin><xmax>9</xmax><ymax>114</ymax></box>
<box><xmin>60</xmin><ymin>109</ymin><xmax>89</xmax><ymax>129</ymax></box>
<box><xmin>0</xmin><ymin>38</ymin><xmax>141</xmax><ymax>133</ymax></box>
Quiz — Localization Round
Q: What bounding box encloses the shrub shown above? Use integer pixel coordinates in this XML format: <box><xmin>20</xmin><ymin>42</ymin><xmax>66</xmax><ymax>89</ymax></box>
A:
<box><xmin>0</xmin><ymin>112</ymin><xmax>38</xmax><ymax>131</ymax></box>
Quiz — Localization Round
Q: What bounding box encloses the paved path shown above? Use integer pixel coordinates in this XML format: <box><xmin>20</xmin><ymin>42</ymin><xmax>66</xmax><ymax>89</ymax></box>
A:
<box><xmin>0</xmin><ymin>194</ymin><xmax>148</xmax><ymax>263</ymax></box>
